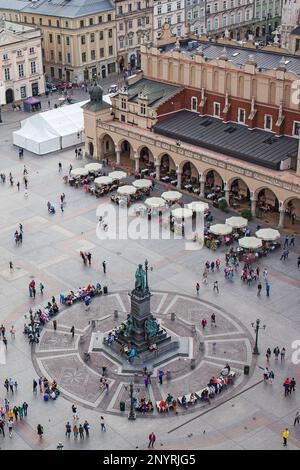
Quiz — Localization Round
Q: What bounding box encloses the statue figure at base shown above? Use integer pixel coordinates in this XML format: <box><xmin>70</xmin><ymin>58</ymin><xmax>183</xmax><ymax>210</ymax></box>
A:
<box><xmin>145</xmin><ymin>317</ymin><xmax>160</xmax><ymax>340</ymax></box>
<box><xmin>135</xmin><ymin>264</ymin><xmax>146</xmax><ymax>291</ymax></box>
<box><xmin>125</xmin><ymin>314</ymin><xmax>134</xmax><ymax>335</ymax></box>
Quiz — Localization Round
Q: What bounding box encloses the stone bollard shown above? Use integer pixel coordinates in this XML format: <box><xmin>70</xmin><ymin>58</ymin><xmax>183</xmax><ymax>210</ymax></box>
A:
<box><xmin>190</xmin><ymin>358</ymin><xmax>196</xmax><ymax>369</ymax></box>
<box><xmin>114</xmin><ymin>310</ymin><xmax>118</xmax><ymax>319</ymax></box>
<box><xmin>166</xmin><ymin>370</ymin><xmax>172</xmax><ymax>381</ymax></box>
<box><xmin>170</xmin><ymin>312</ymin><xmax>176</xmax><ymax>321</ymax></box>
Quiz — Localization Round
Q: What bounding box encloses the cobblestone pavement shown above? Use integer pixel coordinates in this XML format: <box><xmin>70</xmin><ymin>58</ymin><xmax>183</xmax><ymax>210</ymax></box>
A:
<box><xmin>0</xmin><ymin>103</ymin><xmax>300</xmax><ymax>450</ymax></box>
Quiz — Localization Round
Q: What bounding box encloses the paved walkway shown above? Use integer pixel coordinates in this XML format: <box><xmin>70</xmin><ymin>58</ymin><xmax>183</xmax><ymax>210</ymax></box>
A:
<box><xmin>0</xmin><ymin>105</ymin><xmax>299</xmax><ymax>450</ymax></box>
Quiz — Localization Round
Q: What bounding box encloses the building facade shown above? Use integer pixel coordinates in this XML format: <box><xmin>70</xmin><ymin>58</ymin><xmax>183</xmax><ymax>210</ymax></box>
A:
<box><xmin>0</xmin><ymin>19</ymin><xmax>45</xmax><ymax>104</ymax></box>
<box><xmin>280</xmin><ymin>0</ymin><xmax>300</xmax><ymax>51</ymax></box>
<box><xmin>253</xmin><ymin>0</ymin><xmax>282</xmax><ymax>40</ymax></box>
<box><xmin>153</xmin><ymin>0</ymin><xmax>186</xmax><ymax>39</ymax></box>
<box><xmin>115</xmin><ymin>0</ymin><xmax>153</xmax><ymax>73</ymax></box>
<box><xmin>206</xmin><ymin>0</ymin><xmax>255</xmax><ymax>39</ymax></box>
<box><xmin>185</xmin><ymin>0</ymin><xmax>206</xmax><ymax>35</ymax></box>
<box><xmin>0</xmin><ymin>0</ymin><xmax>117</xmax><ymax>83</ymax></box>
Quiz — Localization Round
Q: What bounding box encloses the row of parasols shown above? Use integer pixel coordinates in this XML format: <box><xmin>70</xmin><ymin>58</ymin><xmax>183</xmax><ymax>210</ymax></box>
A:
<box><xmin>208</xmin><ymin>218</ymin><xmax>281</xmax><ymax>250</ymax></box>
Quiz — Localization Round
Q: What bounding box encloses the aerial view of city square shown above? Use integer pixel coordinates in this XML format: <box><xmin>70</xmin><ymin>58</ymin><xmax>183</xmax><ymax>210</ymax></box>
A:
<box><xmin>0</xmin><ymin>0</ymin><xmax>299</xmax><ymax>456</ymax></box>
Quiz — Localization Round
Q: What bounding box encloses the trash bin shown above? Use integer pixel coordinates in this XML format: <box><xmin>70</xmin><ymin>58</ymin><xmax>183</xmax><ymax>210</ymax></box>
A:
<box><xmin>120</xmin><ymin>401</ymin><xmax>125</xmax><ymax>412</ymax></box>
<box><xmin>103</xmin><ymin>286</ymin><xmax>108</xmax><ymax>295</ymax></box>
<box><xmin>244</xmin><ymin>365</ymin><xmax>250</xmax><ymax>375</ymax></box>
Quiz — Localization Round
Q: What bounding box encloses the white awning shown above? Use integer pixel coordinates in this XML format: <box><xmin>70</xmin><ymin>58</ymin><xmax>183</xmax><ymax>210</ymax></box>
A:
<box><xmin>255</xmin><ymin>228</ymin><xmax>280</xmax><ymax>241</ymax></box>
<box><xmin>145</xmin><ymin>197</ymin><xmax>166</xmax><ymax>209</ymax></box>
<box><xmin>161</xmin><ymin>191</ymin><xmax>182</xmax><ymax>202</ymax></box>
<box><xmin>117</xmin><ymin>185</ymin><xmax>137</xmax><ymax>196</ymax></box>
<box><xmin>225</xmin><ymin>216</ymin><xmax>248</xmax><ymax>229</ymax></box>
<box><xmin>187</xmin><ymin>201</ymin><xmax>209</xmax><ymax>212</ymax></box>
<box><xmin>171</xmin><ymin>208</ymin><xmax>193</xmax><ymax>219</ymax></box>
<box><xmin>94</xmin><ymin>176</ymin><xmax>113</xmax><ymax>186</ymax></box>
<box><xmin>70</xmin><ymin>167</ymin><xmax>89</xmax><ymax>177</ymax></box>
<box><xmin>132</xmin><ymin>179</ymin><xmax>152</xmax><ymax>189</ymax></box>
<box><xmin>109</xmin><ymin>171</ymin><xmax>127</xmax><ymax>180</ymax></box>
<box><xmin>209</xmin><ymin>224</ymin><xmax>233</xmax><ymax>236</ymax></box>
<box><xmin>239</xmin><ymin>237</ymin><xmax>263</xmax><ymax>250</ymax></box>
<box><xmin>85</xmin><ymin>162</ymin><xmax>103</xmax><ymax>172</ymax></box>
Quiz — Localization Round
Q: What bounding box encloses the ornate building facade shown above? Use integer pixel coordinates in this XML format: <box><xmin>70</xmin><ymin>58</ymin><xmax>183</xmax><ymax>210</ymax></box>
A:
<box><xmin>83</xmin><ymin>35</ymin><xmax>300</xmax><ymax>228</ymax></box>
<box><xmin>153</xmin><ymin>0</ymin><xmax>186</xmax><ymax>39</ymax></box>
<box><xmin>280</xmin><ymin>0</ymin><xmax>300</xmax><ymax>52</ymax></box>
<box><xmin>0</xmin><ymin>0</ymin><xmax>117</xmax><ymax>83</ymax></box>
<box><xmin>115</xmin><ymin>0</ymin><xmax>153</xmax><ymax>72</ymax></box>
<box><xmin>0</xmin><ymin>19</ymin><xmax>45</xmax><ymax>104</ymax></box>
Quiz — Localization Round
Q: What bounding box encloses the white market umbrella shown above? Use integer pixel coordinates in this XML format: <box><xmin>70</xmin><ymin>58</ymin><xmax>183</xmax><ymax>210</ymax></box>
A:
<box><xmin>109</xmin><ymin>170</ymin><xmax>127</xmax><ymax>180</ymax></box>
<box><xmin>209</xmin><ymin>224</ymin><xmax>233</xmax><ymax>236</ymax></box>
<box><xmin>132</xmin><ymin>179</ymin><xmax>152</xmax><ymax>189</ymax></box>
<box><xmin>117</xmin><ymin>185</ymin><xmax>137</xmax><ymax>196</ymax></box>
<box><xmin>145</xmin><ymin>197</ymin><xmax>166</xmax><ymax>209</ymax></box>
<box><xmin>171</xmin><ymin>208</ymin><xmax>193</xmax><ymax>219</ymax></box>
<box><xmin>255</xmin><ymin>228</ymin><xmax>280</xmax><ymax>241</ymax></box>
<box><xmin>70</xmin><ymin>167</ymin><xmax>89</xmax><ymax>177</ymax></box>
<box><xmin>187</xmin><ymin>201</ymin><xmax>209</xmax><ymax>213</ymax></box>
<box><xmin>226</xmin><ymin>216</ymin><xmax>248</xmax><ymax>229</ymax></box>
<box><xmin>161</xmin><ymin>191</ymin><xmax>182</xmax><ymax>202</ymax></box>
<box><xmin>94</xmin><ymin>176</ymin><xmax>113</xmax><ymax>186</ymax></box>
<box><xmin>239</xmin><ymin>237</ymin><xmax>262</xmax><ymax>250</ymax></box>
<box><xmin>85</xmin><ymin>162</ymin><xmax>103</xmax><ymax>172</ymax></box>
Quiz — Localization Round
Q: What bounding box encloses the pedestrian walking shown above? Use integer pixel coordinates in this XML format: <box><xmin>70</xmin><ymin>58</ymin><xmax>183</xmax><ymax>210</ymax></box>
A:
<box><xmin>73</xmin><ymin>424</ymin><xmax>79</xmax><ymax>438</ymax></box>
<box><xmin>148</xmin><ymin>431</ymin><xmax>156</xmax><ymax>448</ymax></box>
<box><xmin>70</xmin><ymin>326</ymin><xmax>75</xmax><ymax>338</ymax></box>
<box><xmin>158</xmin><ymin>370</ymin><xmax>164</xmax><ymax>385</ymax></box>
<box><xmin>283</xmin><ymin>378</ymin><xmax>291</xmax><ymax>397</ymax></box>
<box><xmin>9</xmin><ymin>378</ymin><xmax>13</xmax><ymax>393</ymax></box>
<box><xmin>211</xmin><ymin>312</ymin><xmax>216</xmax><ymax>327</ymax></box>
<box><xmin>100</xmin><ymin>416</ymin><xmax>106</xmax><ymax>431</ymax></box>
<box><xmin>22</xmin><ymin>402</ymin><xmax>28</xmax><ymax>417</ymax></box>
<box><xmin>273</xmin><ymin>346</ymin><xmax>280</xmax><ymax>360</ymax></box>
<box><xmin>58</xmin><ymin>162</ymin><xmax>62</xmax><ymax>173</ymax></box>
<box><xmin>65</xmin><ymin>421</ymin><xmax>71</xmax><ymax>438</ymax></box>
<box><xmin>39</xmin><ymin>282</ymin><xmax>44</xmax><ymax>295</ymax></box>
<box><xmin>213</xmin><ymin>281</ymin><xmax>219</xmax><ymax>293</ymax></box>
<box><xmin>257</xmin><ymin>282</ymin><xmax>262</xmax><ymax>296</ymax></box>
<box><xmin>79</xmin><ymin>424</ymin><xmax>84</xmax><ymax>439</ymax></box>
<box><xmin>284</xmin><ymin>235</ymin><xmax>289</xmax><ymax>248</ymax></box>
<box><xmin>3</xmin><ymin>337</ymin><xmax>7</xmax><ymax>350</ymax></box>
<box><xmin>7</xmin><ymin>420</ymin><xmax>13</xmax><ymax>438</ymax></box>
<box><xmin>196</xmin><ymin>282</ymin><xmax>200</xmax><ymax>296</ymax></box>
<box><xmin>102</xmin><ymin>260</ymin><xmax>106</xmax><ymax>274</ymax></box>
<box><xmin>290</xmin><ymin>234</ymin><xmax>295</xmax><ymax>247</ymax></box>
<box><xmin>33</xmin><ymin>379</ymin><xmax>38</xmax><ymax>394</ymax></box>
<box><xmin>53</xmin><ymin>319</ymin><xmax>57</xmax><ymax>331</ymax></box>
<box><xmin>60</xmin><ymin>202</ymin><xmax>64</xmax><ymax>213</ymax></box>
<box><xmin>266</xmin><ymin>348</ymin><xmax>271</xmax><ymax>362</ymax></box>
<box><xmin>37</xmin><ymin>424</ymin><xmax>44</xmax><ymax>438</ymax></box>
<box><xmin>201</xmin><ymin>318</ymin><xmax>207</xmax><ymax>329</ymax></box>
<box><xmin>266</xmin><ymin>282</ymin><xmax>270</xmax><ymax>297</ymax></box>
<box><xmin>281</xmin><ymin>348</ymin><xmax>286</xmax><ymax>362</ymax></box>
<box><xmin>294</xmin><ymin>411</ymin><xmax>300</xmax><ymax>426</ymax></box>
<box><xmin>83</xmin><ymin>420</ymin><xmax>90</xmax><ymax>437</ymax></box>
<box><xmin>291</xmin><ymin>377</ymin><xmax>296</xmax><ymax>392</ymax></box>
<box><xmin>282</xmin><ymin>428</ymin><xmax>289</xmax><ymax>447</ymax></box>
<box><xmin>69</xmin><ymin>164</ymin><xmax>72</xmax><ymax>176</ymax></box>
<box><xmin>87</xmin><ymin>252</ymin><xmax>92</xmax><ymax>265</ymax></box>
<box><xmin>0</xmin><ymin>419</ymin><xmax>5</xmax><ymax>438</ymax></box>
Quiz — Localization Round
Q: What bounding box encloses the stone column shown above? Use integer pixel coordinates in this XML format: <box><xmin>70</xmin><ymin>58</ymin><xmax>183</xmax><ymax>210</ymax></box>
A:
<box><xmin>199</xmin><ymin>174</ymin><xmax>205</xmax><ymax>198</ymax></box>
<box><xmin>278</xmin><ymin>207</ymin><xmax>285</xmax><ymax>229</ymax></box>
<box><xmin>224</xmin><ymin>182</ymin><xmax>230</xmax><ymax>205</ymax></box>
<box><xmin>116</xmin><ymin>147</ymin><xmax>121</xmax><ymax>165</ymax></box>
<box><xmin>155</xmin><ymin>164</ymin><xmax>160</xmax><ymax>180</ymax></box>
<box><xmin>250</xmin><ymin>197</ymin><xmax>257</xmax><ymax>218</ymax></box>
<box><xmin>176</xmin><ymin>170</ymin><xmax>182</xmax><ymax>189</ymax></box>
<box><xmin>134</xmin><ymin>152</ymin><xmax>140</xmax><ymax>172</ymax></box>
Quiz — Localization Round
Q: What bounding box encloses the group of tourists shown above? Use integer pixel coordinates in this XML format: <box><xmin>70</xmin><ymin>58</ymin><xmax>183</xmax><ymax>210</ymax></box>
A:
<box><xmin>0</xmin><ymin>401</ymin><xmax>29</xmax><ymax>438</ymax></box>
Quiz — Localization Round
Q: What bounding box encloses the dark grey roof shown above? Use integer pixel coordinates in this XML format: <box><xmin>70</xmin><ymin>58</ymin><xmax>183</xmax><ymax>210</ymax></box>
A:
<box><xmin>0</xmin><ymin>0</ymin><xmax>114</xmax><ymax>18</ymax></box>
<box><xmin>153</xmin><ymin>110</ymin><xmax>298</xmax><ymax>171</ymax></box>
<box><xmin>291</xmin><ymin>26</ymin><xmax>300</xmax><ymax>35</ymax></box>
<box><xmin>163</xmin><ymin>40</ymin><xmax>300</xmax><ymax>77</ymax></box>
<box><xmin>117</xmin><ymin>79</ymin><xmax>182</xmax><ymax>109</ymax></box>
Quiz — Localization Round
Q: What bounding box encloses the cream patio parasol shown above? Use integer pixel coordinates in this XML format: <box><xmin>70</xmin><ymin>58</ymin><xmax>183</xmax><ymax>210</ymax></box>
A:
<box><xmin>145</xmin><ymin>197</ymin><xmax>166</xmax><ymax>209</ymax></box>
<box><xmin>239</xmin><ymin>237</ymin><xmax>262</xmax><ymax>250</ymax></box>
<box><xmin>94</xmin><ymin>176</ymin><xmax>113</xmax><ymax>186</ymax></box>
<box><xmin>209</xmin><ymin>224</ymin><xmax>233</xmax><ymax>236</ymax></box>
<box><xmin>161</xmin><ymin>190</ymin><xmax>182</xmax><ymax>202</ymax></box>
<box><xmin>255</xmin><ymin>228</ymin><xmax>280</xmax><ymax>241</ymax></box>
<box><xmin>85</xmin><ymin>162</ymin><xmax>103</xmax><ymax>172</ymax></box>
<box><xmin>171</xmin><ymin>208</ymin><xmax>193</xmax><ymax>219</ymax></box>
<box><xmin>70</xmin><ymin>167</ymin><xmax>89</xmax><ymax>177</ymax></box>
<box><xmin>187</xmin><ymin>201</ymin><xmax>209</xmax><ymax>212</ymax></box>
<box><xmin>108</xmin><ymin>170</ymin><xmax>127</xmax><ymax>180</ymax></box>
<box><xmin>225</xmin><ymin>216</ymin><xmax>248</xmax><ymax>229</ymax></box>
<box><xmin>132</xmin><ymin>179</ymin><xmax>152</xmax><ymax>189</ymax></box>
<box><xmin>117</xmin><ymin>185</ymin><xmax>137</xmax><ymax>196</ymax></box>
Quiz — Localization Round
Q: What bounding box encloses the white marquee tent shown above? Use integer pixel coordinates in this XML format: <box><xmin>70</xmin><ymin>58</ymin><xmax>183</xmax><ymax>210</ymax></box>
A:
<box><xmin>13</xmin><ymin>94</ymin><xmax>112</xmax><ymax>155</ymax></box>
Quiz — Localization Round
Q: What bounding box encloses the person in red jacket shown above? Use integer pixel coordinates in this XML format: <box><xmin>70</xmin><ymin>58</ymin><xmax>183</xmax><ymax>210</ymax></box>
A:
<box><xmin>148</xmin><ymin>432</ymin><xmax>156</xmax><ymax>448</ymax></box>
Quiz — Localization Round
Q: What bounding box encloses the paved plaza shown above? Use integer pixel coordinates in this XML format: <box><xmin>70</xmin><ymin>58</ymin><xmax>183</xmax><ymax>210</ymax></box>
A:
<box><xmin>0</xmin><ymin>94</ymin><xmax>300</xmax><ymax>450</ymax></box>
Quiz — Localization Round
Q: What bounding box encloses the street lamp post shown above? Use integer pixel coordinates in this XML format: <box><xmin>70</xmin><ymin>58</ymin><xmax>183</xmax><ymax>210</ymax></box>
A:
<box><xmin>128</xmin><ymin>382</ymin><xmax>136</xmax><ymax>420</ymax></box>
<box><xmin>251</xmin><ymin>319</ymin><xmax>266</xmax><ymax>355</ymax></box>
